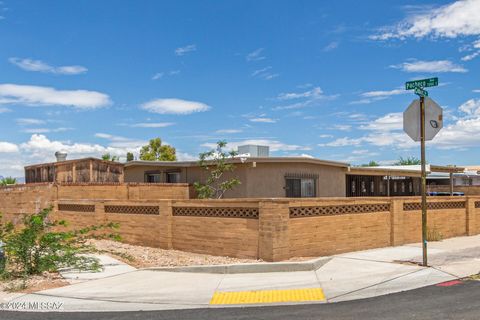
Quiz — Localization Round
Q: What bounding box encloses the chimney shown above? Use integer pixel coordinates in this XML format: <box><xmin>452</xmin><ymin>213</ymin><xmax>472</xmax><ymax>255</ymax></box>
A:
<box><xmin>55</xmin><ymin>151</ymin><xmax>68</xmax><ymax>162</ymax></box>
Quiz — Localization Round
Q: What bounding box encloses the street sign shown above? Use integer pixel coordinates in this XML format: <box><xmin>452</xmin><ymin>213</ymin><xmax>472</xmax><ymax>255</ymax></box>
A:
<box><xmin>414</xmin><ymin>87</ymin><xmax>428</xmax><ymax>97</ymax></box>
<box><xmin>405</xmin><ymin>77</ymin><xmax>438</xmax><ymax>90</ymax></box>
<box><xmin>403</xmin><ymin>98</ymin><xmax>443</xmax><ymax>142</ymax></box>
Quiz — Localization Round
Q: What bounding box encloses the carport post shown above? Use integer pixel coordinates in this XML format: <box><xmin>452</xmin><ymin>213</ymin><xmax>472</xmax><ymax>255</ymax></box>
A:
<box><xmin>449</xmin><ymin>172</ymin><xmax>454</xmax><ymax>196</ymax></box>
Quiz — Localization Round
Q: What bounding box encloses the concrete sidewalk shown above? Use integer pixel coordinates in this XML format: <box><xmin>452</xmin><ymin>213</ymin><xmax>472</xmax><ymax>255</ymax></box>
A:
<box><xmin>4</xmin><ymin>235</ymin><xmax>480</xmax><ymax>312</ymax></box>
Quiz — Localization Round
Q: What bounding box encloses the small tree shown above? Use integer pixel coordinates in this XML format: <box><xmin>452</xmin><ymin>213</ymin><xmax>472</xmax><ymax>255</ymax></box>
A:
<box><xmin>193</xmin><ymin>141</ymin><xmax>241</xmax><ymax>199</ymax></box>
<box><xmin>0</xmin><ymin>177</ymin><xmax>16</xmax><ymax>186</ymax></box>
<box><xmin>101</xmin><ymin>153</ymin><xmax>119</xmax><ymax>162</ymax></box>
<box><xmin>126</xmin><ymin>152</ymin><xmax>134</xmax><ymax>162</ymax></box>
<box><xmin>0</xmin><ymin>207</ymin><xmax>119</xmax><ymax>278</ymax></box>
<box><xmin>360</xmin><ymin>161</ymin><xmax>380</xmax><ymax>167</ymax></box>
<box><xmin>139</xmin><ymin>138</ymin><xmax>176</xmax><ymax>161</ymax></box>
<box><xmin>395</xmin><ymin>156</ymin><xmax>422</xmax><ymax>165</ymax></box>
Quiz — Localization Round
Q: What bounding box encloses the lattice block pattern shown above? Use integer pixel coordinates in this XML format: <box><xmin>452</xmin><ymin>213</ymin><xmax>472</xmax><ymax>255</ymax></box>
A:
<box><xmin>475</xmin><ymin>201</ymin><xmax>480</xmax><ymax>209</ymax></box>
<box><xmin>104</xmin><ymin>205</ymin><xmax>159</xmax><ymax>215</ymax></box>
<box><xmin>403</xmin><ymin>201</ymin><xmax>466</xmax><ymax>211</ymax></box>
<box><xmin>58</xmin><ymin>203</ymin><xmax>95</xmax><ymax>213</ymax></box>
<box><xmin>290</xmin><ymin>203</ymin><xmax>390</xmax><ymax>218</ymax></box>
<box><xmin>173</xmin><ymin>207</ymin><xmax>259</xmax><ymax>219</ymax></box>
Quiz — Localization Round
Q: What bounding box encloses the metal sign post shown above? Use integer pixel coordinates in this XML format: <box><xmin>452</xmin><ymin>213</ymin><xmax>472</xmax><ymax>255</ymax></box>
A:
<box><xmin>419</xmin><ymin>96</ymin><xmax>428</xmax><ymax>267</ymax></box>
<box><xmin>404</xmin><ymin>77</ymin><xmax>441</xmax><ymax>267</ymax></box>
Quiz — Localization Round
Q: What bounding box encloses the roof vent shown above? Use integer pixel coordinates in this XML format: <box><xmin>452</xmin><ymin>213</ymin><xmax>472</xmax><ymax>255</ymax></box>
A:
<box><xmin>55</xmin><ymin>151</ymin><xmax>68</xmax><ymax>162</ymax></box>
<box><xmin>237</xmin><ymin>145</ymin><xmax>269</xmax><ymax>157</ymax></box>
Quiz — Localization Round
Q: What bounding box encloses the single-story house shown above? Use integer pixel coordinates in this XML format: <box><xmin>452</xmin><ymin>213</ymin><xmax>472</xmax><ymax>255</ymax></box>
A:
<box><xmin>23</xmin><ymin>146</ymin><xmax>464</xmax><ymax>198</ymax></box>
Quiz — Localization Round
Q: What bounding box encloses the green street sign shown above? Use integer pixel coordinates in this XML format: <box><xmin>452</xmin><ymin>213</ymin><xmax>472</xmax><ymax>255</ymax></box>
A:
<box><xmin>414</xmin><ymin>87</ymin><xmax>428</xmax><ymax>97</ymax></box>
<box><xmin>405</xmin><ymin>77</ymin><xmax>439</xmax><ymax>90</ymax></box>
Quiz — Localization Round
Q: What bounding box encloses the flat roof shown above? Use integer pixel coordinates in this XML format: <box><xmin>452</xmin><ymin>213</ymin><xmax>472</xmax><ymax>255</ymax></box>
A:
<box><xmin>24</xmin><ymin>157</ymin><xmax>123</xmax><ymax>170</ymax></box>
<box><xmin>124</xmin><ymin>157</ymin><xmax>350</xmax><ymax>168</ymax></box>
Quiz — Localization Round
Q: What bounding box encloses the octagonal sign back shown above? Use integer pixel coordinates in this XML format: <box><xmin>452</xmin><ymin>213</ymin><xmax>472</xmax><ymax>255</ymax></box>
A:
<box><xmin>403</xmin><ymin>98</ymin><xmax>443</xmax><ymax>142</ymax></box>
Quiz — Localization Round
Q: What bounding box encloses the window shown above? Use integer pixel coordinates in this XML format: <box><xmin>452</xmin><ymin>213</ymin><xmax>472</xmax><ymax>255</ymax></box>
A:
<box><xmin>167</xmin><ymin>172</ymin><xmax>181</xmax><ymax>183</ymax></box>
<box><xmin>286</xmin><ymin>178</ymin><xmax>316</xmax><ymax>197</ymax></box>
<box><xmin>145</xmin><ymin>173</ymin><xmax>161</xmax><ymax>183</ymax></box>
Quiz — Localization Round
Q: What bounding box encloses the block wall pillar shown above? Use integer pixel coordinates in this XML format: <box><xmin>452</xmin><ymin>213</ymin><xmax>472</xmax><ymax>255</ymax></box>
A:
<box><xmin>390</xmin><ymin>199</ymin><xmax>405</xmax><ymax>246</ymax></box>
<box><xmin>466</xmin><ymin>197</ymin><xmax>477</xmax><ymax>236</ymax></box>
<box><xmin>258</xmin><ymin>200</ymin><xmax>290</xmax><ymax>262</ymax></box>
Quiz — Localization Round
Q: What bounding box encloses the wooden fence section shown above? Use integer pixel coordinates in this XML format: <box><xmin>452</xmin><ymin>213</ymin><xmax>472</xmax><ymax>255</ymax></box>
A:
<box><xmin>49</xmin><ymin>196</ymin><xmax>480</xmax><ymax>262</ymax></box>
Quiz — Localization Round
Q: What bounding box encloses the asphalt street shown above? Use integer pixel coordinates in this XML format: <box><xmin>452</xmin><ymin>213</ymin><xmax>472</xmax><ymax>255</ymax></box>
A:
<box><xmin>1</xmin><ymin>279</ymin><xmax>479</xmax><ymax>320</ymax></box>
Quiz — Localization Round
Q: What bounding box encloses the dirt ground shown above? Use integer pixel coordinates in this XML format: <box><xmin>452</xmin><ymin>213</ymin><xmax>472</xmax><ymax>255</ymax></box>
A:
<box><xmin>89</xmin><ymin>239</ymin><xmax>263</xmax><ymax>268</ymax></box>
<box><xmin>0</xmin><ymin>272</ymin><xmax>69</xmax><ymax>293</ymax></box>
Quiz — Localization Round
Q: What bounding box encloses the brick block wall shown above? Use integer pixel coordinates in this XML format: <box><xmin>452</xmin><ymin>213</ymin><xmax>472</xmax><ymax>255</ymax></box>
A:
<box><xmin>171</xmin><ymin>200</ymin><xmax>259</xmax><ymax>259</ymax></box>
<box><xmin>2</xmin><ymin>184</ymin><xmax>480</xmax><ymax>262</ymax></box>
<box><xmin>288</xmin><ymin>199</ymin><xmax>391</xmax><ymax>257</ymax></box>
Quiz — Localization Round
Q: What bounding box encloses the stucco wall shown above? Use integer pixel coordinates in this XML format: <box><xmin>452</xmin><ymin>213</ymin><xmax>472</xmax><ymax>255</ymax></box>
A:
<box><xmin>124</xmin><ymin>162</ymin><xmax>347</xmax><ymax>198</ymax></box>
<box><xmin>243</xmin><ymin>162</ymin><xmax>346</xmax><ymax>197</ymax></box>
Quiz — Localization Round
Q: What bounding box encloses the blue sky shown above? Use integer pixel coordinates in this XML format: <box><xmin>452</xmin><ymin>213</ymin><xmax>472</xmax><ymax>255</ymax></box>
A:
<box><xmin>1</xmin><ymin>0</ymin><xmax>480</xmax><ymax>177</ymax></box>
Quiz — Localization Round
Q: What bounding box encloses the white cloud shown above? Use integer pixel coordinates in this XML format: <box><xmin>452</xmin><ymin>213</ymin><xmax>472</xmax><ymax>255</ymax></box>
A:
<box><xmin>273</xmin><ymin>87</ymin><xmax>337</xmax><ymax>110</ymax></box>
<box><xmin>151</xmin><ymin>72</ymin><xmax>164</xmax><ymax>80</ymax></box>
<box><xmin>461</xmin><ymin>51</ymin><xmax>480</xmax><ymax>61</ymax></box>
<box><xmin>251</xmin><ymin>66</ymin><xmax>278</xmax><ymax>80</ymax></box>
<box><xmin>319</xmin><ymin>134</ymin><xmax>333</xmax><ymax>138</ymax></box>
<box><xmin>323</xmin><ymin>41</ymin><xmax>339</xmax><ymax>52</ymax></box>
<box><xmin>175</xmin><ymin>44</ymin><xmax>196</xmax><ymax>56</ymax></box>
<box><xmin>246</xmin><ymin>48</ymin><xmax>266</xmax><ymax>62</ymax></box>
<box><xmin>473</xmin><ymin>89</ymin><xmax>480</xmax><ymax>93</ymax></box>
<box><xmin>361</xmin><ymin>89</ymin><xmax>405</xmax><ymax>98</ymax></box>
<box><xmin>215</xmin><ymin>129</ymin><xmax>242</xmax><ymax>134</ymax></box>
<box><xmin>277</xmin><ymin>87</ymin><xmax>324</xmax><ymax>100</ymax></box>
<box><xmin>9</xmin><ymin>57</ymin><xmax>87</xmax><ymax>75</ymax></box>
<box><xmin>140</xmin><ymin>98</ymin><xmax>211</xmax><ymax>115</ymax></box>
<box><xmin>249</xmin><ymin>117</ymin><xmax>277</xmax><ymax>123</ymax></box>
<box><xmin>391</xmin><ymin>60</ymin><xmax>467</xmax><ymax>73</ymax></box>
<box><xmin>202</xmin><ymin>139</ymin><xmax>310</xmax><ymax>152</ymax></box>
<box><xmin>16</xmin><ymin>118</ymin><xmax>46</xmax><ymax>126</ymax></box>
<box><xmin>0</xmin><ymin>84</ymin><xmax>111</xmax><ymax>109</ymax></box>
<box><xmin>371</xmin><ymin>0</ymin><xmax>480</xmax><ymax>40</ymax></box>
<box><xmin>130</xmin><ymin>122</ymin><xmax>175</xmax><ymax>128</ymax></box>
<box><xmin>359</xmin><ymin>113</ymin><xmax>403</xmax><ymax>131</ymax></box>
<box><xmin>22</xmin><ymin>127</ymin><xmax>72</xmax><ymax>134</ymax></box>
<box><xmin>458</xmin><ymin>98</ymin><xmax>480</xmax><ymax>115</ymax></box>
<box><xmin>152</xmin><ymin>70</ymin><xmax>180</xmax><ymax>80</ymax></box>
<box><xmin>331</xmin><ymin>124</ymin><xmax>352</xmax><ymax>131</ymax></box>
<box><xmin>20</xmin><ymin>134</ymin><xmax>137</xmax><ymax>162</ymax></box>
<box><xmin>0</xmin><ymin>142</ymin><xmax>19</xmax><ymax>153</ymax></box>
<box><xmin>0</xmin><ymin>134</ymin><xmax>146</xmax><ymax>177</ymax></box>
<box><xmin>351</xmin><ymin>88</ymin><xmax>407</xmax><ymax>104</ymax></box>
<box><xmin>94</xmin><ymin>133</ymin><xmax>147</xmax><ymax>149</ymax></box>
<box><xmin>322</xmin><ymin>96</ymin><xmax>480</xmax><ymax>151</ymax></box>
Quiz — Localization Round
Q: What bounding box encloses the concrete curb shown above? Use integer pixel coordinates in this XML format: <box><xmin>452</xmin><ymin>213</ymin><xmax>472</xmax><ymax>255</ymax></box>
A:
<box><xmin>142</xmin><ymin>257</ymin><xmax>332</xmax><ymax>274</ymax></box>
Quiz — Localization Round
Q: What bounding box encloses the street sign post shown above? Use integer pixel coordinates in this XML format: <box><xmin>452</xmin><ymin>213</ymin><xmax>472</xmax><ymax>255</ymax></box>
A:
<box><xmin>414</xmin><ymin>87</ymin><xmax>428</xmax><ymax>97</ymax></box>
<box><xmin>403</xmin><ymin>78</ymin><xmax>440</xmax><ymax>267</ymax></box>
<box><xmin>405</xmin><ymin>77</ymin><xmax>438</xmax><ymax>90</ymax></box>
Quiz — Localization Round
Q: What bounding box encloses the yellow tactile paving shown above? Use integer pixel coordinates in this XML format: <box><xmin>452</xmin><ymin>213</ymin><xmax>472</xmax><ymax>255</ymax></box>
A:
<box><xmin>210</xmin><ymin>287</ymin><xmax>325</xmax><ymax>305</ymax></box>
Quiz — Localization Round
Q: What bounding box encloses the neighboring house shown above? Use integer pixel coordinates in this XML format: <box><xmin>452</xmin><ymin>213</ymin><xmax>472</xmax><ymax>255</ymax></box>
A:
<box><xmin>24</xmin><ymin>157</ymin><xmax>124</xmax><ymax>184</ymax></box>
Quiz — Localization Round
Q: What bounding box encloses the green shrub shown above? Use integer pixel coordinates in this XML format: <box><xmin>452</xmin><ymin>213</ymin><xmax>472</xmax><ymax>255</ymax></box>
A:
<box><xmin>0</xmin><ymin>207</ymin><xmax>119</xmax><ymax>278</ymax></box>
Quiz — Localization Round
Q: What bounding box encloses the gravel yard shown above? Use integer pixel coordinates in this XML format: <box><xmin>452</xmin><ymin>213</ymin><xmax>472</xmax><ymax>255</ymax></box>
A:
<box><xmin>89</xmin><ymin>239</ymin><xmax>263</xmax><ymax>268</ymax></box>
<box><xmin>0</xmin><ymin>272</ymin><xmax>69</xmax><ymax>293</ymax></box>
